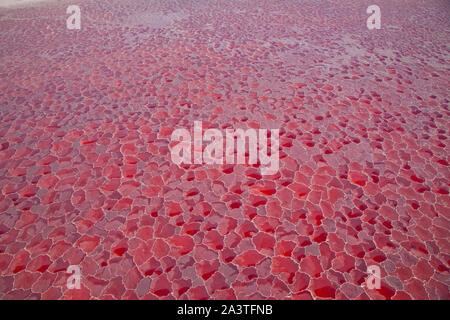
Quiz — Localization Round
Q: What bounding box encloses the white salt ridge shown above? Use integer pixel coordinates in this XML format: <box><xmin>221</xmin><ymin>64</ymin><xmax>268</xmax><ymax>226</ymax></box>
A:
<box><xmin>0</xmin><ymin>0</ymin><xmax>55</xmax><ymax>8</ymax></box>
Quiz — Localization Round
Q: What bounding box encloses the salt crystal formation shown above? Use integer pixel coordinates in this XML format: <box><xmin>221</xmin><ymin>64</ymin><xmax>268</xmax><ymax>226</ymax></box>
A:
<box><xmin>0</xmin><ymin>0</ymin><xmax>448</xmax><ymax>300</ymax></box>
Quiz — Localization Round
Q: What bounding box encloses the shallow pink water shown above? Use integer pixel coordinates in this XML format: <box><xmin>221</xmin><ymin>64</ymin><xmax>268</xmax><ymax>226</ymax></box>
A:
<box><xmin>0</xmin><ymin>0</ymin><xmax>449</xmax><ymax>299</ymax></box>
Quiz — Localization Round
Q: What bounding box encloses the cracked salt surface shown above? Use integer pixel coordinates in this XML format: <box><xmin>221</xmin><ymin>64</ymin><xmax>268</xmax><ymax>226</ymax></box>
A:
<box><xmin>0</xmin><ymin>0</ymin><xmax>448</xmax><ymax>300</ymax></box>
